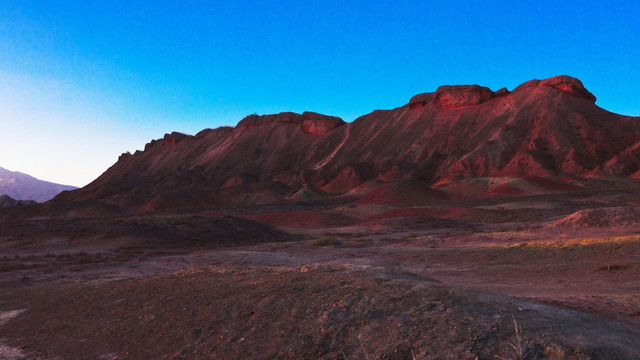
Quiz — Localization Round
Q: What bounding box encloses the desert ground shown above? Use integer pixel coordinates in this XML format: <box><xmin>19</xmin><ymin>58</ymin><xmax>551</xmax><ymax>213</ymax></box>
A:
<box><xmin>1</xmin><ymin>179</ymin><xmax>640</xmax><ymax>359</ymax></box>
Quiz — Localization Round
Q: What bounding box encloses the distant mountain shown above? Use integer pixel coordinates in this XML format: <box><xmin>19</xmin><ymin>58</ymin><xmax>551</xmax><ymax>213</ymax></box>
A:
<box><xmin>0</xmin><ymin>194</ymin><xmax>37</xmax><ymax>208</ymax></box>
<box><xmin>0</xmin><ymin>167</ymin><xmax>77</xmax><ymax>202</ymax></box>
<box><xmin>57</xmin><ymin>75</ymin><xmax>640</xmax><ymax>209</ymax></box>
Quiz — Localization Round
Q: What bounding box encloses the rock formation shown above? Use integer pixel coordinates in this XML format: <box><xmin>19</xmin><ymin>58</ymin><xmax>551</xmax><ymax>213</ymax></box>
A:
<box><xmin>55</xmin><ymin>75</ymin><xmax>640</xmax><ymax>209</ymax></box>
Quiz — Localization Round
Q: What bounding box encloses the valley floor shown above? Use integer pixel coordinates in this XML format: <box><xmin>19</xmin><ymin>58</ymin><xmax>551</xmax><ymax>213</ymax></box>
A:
<box><xmin>1</xmin><ymin>187</ymin><xmax>640</xmax><ymax>359</ymax></box>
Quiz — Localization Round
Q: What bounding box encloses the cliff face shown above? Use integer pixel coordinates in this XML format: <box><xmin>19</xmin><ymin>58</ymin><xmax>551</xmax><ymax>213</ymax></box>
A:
<box><xmin>57</xmin><ymin>75</ymin><xmax>640</xmax><ymax>208</ymax></box>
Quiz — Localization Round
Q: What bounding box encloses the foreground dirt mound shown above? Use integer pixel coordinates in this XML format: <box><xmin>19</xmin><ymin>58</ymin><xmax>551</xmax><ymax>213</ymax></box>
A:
<box><xmin>1</xmin><ymin>266</ymin><xmax>638</xmax><ymax>359</ymax></box>
<box><xmin>0</xmin><ymin>213</ymin><xmax>300</xmax><ymax>249</ymax></box>
<box><xmin>549</xmin><ymin>207</ymin><xmax>640</xmax><ymax>230</ymax></box>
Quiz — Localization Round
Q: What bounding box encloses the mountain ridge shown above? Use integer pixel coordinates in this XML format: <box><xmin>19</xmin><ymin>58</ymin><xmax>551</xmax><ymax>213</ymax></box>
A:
<box><xmin>56</xmin><ymin>75</ymin><xmax>640</xmax><ymax>209</ymax></box>
<box><xmin>0</xmin><ymin>166</ymin><xmax>77</xmax><ymax>202</ymax></box>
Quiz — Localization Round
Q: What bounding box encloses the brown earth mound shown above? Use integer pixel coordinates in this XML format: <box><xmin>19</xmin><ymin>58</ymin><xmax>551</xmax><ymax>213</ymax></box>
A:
<box><xmin>483</xmin><ymin>177</ymin><xmax>582</xmax><ymax>198</ymax></box>
<box><xmin>356</xmin><ymin>179</ymin><xmax>448</xmax><ymax>205</ymax></box>
<box><xmin>0</xmin><ymin>213</ymin><xmax>300</xmax><ymax>251</ymax></box>
<box><xmin>362</xmin><ymin>207</ymin><xmax>481</xmax><ymax>223</ymax></box>
<box><xmin>549</xmin><ymin>207</ymin><xmax>640</xmax><ymax>230</ymax></box>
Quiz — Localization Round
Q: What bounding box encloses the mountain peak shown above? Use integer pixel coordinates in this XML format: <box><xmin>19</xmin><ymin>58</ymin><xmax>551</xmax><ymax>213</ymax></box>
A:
<box><xmin>409</xmin><ymin>75</ymin><xmax>596</xmax><ymax>110</ymax></box>
<box><xmin>511</xmin><ymin>75</ymin><xmax>596</xmax><ymax>102</ymax></box>
<box><xmin>0</xmin><ymin>167</ymin><xmax>77</xmax><ymax>202</ymax></box>
<box><xmin>538</xmin><ymin>75</ymin><xmax>596</xmax><ymax>102</ymax></box>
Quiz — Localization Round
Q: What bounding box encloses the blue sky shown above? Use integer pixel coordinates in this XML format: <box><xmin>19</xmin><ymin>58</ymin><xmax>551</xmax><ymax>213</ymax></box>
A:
<box><xmin>1</xmin><ymin>1</ymin><xmax>639</xmax><ymax>186</ymax></box>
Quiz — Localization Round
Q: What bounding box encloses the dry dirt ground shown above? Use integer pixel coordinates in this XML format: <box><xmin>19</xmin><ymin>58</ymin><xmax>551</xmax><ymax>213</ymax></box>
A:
<box><xmin>1</xmin><ymin>188</ymin><xmax>640</xmax><ymax>359</ymax></box>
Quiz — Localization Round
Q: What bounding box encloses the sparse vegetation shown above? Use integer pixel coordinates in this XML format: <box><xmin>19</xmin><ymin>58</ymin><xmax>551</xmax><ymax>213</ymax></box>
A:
<box><xmin>499</xmin><ymin>234</ymin><xmax>640</xmax><ymax>250</ymax></box>
<box><xmin>500</xmin><ymin>316</ymin><xmax>538</xmax><ymax>360</ymax></box>
<box><xmin>507</xmin><ymin>316</ymin><xmax>527</xmax><ymax>360</ymax></box>
<box><xmin>312</xmin><ymin>236</ymin><xmax>340</xmax><ymax>247</ymax></box>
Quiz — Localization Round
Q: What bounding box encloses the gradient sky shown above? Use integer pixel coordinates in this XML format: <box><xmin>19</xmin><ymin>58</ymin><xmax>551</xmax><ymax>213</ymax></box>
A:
<box><xmin>1</xmin><ymin>1</ymin><xmax>639</xmax><ymax>187</ymax></box>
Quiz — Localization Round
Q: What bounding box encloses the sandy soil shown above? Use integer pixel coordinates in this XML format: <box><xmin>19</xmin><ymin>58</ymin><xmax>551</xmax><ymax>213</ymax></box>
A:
<box><xmin>1</xmin><ymin>187</ymin><xmax>640</xmax><ymax>359</ymax></box>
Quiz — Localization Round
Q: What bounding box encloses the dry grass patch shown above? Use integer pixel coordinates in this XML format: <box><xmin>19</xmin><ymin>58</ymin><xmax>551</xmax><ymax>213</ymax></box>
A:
<box><xmin>491</xmin><ymin>235</ymin><xmax>640</xmax><ymax>250</ymax></box>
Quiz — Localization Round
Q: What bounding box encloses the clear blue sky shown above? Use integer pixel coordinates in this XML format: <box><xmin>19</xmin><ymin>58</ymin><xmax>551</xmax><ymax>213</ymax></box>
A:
<box><xmin>1</xmin><ymin>1</ymin><xmax>639</xmax><ymax>186</ymax></box>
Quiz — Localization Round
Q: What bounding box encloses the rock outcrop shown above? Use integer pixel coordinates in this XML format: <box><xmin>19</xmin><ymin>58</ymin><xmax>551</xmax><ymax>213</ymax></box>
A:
<box><xmin>539</xmin><ymin>75</ymin><xmax>596</xmax><ymax>102</ymax></box>
<box><xmin>236</xmin><ymin>111</ymin><xmax>345</xmax><ymax>135</ymax></box>
<box><xmin>301</xmin><ymin>111</ymin><xmax>345</xmax><ymax>135</ymax></box>
<box><xmin>434</xmin><ymin>85</ymin><xmax>496</xmax><ymax>108</ymax></box>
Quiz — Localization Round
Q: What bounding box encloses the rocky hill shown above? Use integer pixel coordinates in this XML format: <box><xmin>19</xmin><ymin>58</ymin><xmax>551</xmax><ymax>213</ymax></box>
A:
<box><xmin>57</xmin><ymin>75</ymin><xmax>640</xmax><ymax>209</ymax></box>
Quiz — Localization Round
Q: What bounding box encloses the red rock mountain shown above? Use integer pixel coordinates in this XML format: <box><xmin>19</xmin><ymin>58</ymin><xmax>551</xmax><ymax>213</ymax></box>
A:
<box><xmin>57</xmin><ymin>75</ymin><xmax>640</xmax><ymax>209</ymax></box>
